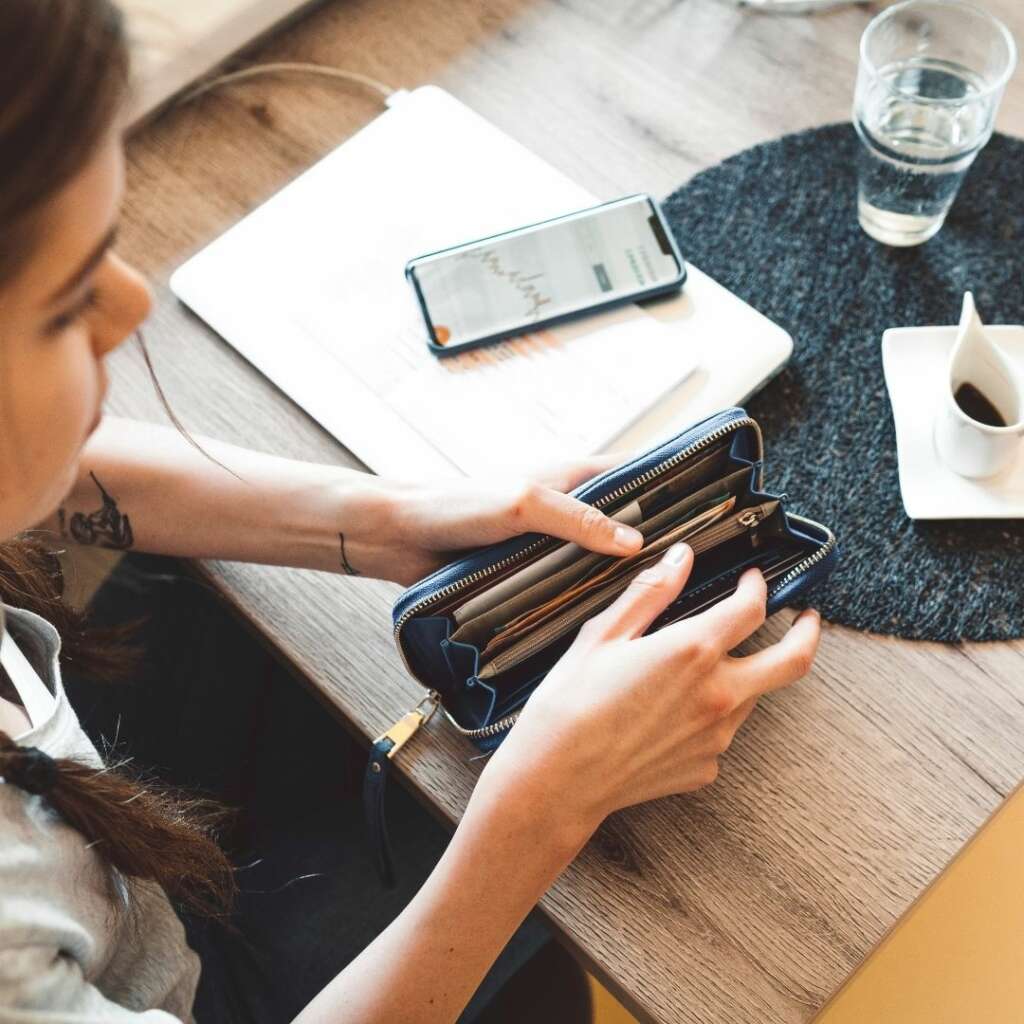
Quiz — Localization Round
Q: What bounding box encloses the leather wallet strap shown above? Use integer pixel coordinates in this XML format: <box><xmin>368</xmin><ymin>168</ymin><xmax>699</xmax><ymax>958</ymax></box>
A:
<box><xmin>363</xmin><ymin>738</ymin><xmax>397</xmax><ymax>888</ymax></box>
<box><xmin>362</xmin><ymin>696</ymin><xmax>438</xmax><ymax>887</ymax></box>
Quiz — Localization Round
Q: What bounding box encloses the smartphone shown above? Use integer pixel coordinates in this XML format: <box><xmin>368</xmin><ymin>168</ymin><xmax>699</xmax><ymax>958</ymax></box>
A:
<box><xmin>405</xmin><ymin>194</ymin><xmax>686</xmax><ymax>356</ymax></box>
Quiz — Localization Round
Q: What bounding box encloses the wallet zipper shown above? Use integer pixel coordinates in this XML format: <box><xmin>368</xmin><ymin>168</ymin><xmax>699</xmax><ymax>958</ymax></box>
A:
<box><xmin>388</xmin><ymin>414</ymin><xmax>764</xmax><ymax>744</ymax></box>
<box><xmin>765</xmin><ymin>514</ymin><xmax>836</xmax><ymax>593</ymax></box>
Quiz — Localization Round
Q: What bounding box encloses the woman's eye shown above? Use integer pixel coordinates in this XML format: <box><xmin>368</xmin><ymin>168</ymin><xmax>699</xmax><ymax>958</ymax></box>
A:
<box><xmin>45</xmin><ymin>286</ymin><xmax>100</xmax><ymax>336</ymax></box>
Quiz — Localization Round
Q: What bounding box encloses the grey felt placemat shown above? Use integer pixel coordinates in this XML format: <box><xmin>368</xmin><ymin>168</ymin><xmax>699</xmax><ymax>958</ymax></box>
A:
<box><xmin>661</xmin><ymin>124</ymin><xmax>1024</xmax><ymax>642</ymax></box>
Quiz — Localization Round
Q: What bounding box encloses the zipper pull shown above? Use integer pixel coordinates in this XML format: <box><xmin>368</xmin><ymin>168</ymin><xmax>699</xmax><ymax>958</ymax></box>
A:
<box><xmin>738</xmin><ymin>501</ymin><xmax>777</xmax><ymax>546</ymax></box>
<box><xmin>372</xmin><ymin>691</ymin><xmax>440</xmax><ymax>760</ymax></box>
<box><xmin>741</xmin><ymin>501</ymin><xmax>770</xmax><ymax>528</ymax></box>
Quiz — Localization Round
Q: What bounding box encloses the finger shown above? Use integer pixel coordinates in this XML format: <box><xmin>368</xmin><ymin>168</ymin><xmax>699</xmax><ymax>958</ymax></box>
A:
<box><xmin>521</xmin><ymin>486</ymin><xmax>643</xmax><ymax>555</ymax></box>
<box><xmin>581</xmin><ymin>543</ymin><xmax>694</xmax><ymax>642</ymax></box>
<box><xmin>730</xmin><ymin>608</ymin><xmax>821</xmax><ymax>700</ymax></box>
<box><xmin>694</xmin><ymin>694</ymin><xmax>758</xmax><ymax>757</ymax></box>
<box><xmin>660</xmin><ymin>567</ymin><xmax>768</xmax><ymax>657</ymax></box>
<box><xmin>721</xmin><ymin>694</ymin><xmax>758</xmax><ymax>740</ymax></box>
<box><xmin>535</xmin><ymin>453</ymin><xmax>625</xmax><ymax>494</ymax></box>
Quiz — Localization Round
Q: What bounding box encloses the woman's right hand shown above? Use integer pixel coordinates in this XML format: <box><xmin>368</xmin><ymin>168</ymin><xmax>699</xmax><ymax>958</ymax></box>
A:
<box><xmin>311</xmin><ymin>545</ymin><xmax>821</xmax><ymax>1024</ymax></box>
<box><xmin>481</xmin><ymin>542</ymin><xmax>821</xmax><ymax>842</ymax></box>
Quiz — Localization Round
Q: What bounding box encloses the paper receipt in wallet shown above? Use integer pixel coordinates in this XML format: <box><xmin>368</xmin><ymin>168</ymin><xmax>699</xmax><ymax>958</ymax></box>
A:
<box><xmin>481</xmin><ymin>494</ymin><xmax>739</xmax><ymax>659</ymax></box>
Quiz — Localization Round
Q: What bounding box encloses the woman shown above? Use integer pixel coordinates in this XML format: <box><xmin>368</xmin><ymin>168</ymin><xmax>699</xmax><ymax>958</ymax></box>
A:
<box><xmin>0</xmin><ymin>2</ymin><xmax>821</xmax><ymax>1021</ymax></box>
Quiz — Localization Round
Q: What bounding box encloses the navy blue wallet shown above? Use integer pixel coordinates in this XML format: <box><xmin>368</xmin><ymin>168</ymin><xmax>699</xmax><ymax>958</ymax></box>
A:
<box><xmin>365</xmin><ymin>408</ymin><xmax>837</xmax><ymax>883</ymax></box>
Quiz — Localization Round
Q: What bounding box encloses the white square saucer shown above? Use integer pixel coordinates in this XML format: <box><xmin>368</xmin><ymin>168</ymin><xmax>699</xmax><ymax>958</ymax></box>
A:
<box><xmin>881</xmin><ymin>325</ymin><xmax>1024</xmax><ymax>520</ymax></box>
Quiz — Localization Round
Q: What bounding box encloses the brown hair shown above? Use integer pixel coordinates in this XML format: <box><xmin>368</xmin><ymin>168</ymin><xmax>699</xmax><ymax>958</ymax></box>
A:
<box><xmin>0</xmin><ymin>0</ymin><xmax>236</xmax><ymax>918</ymax></box>
<box><xmin>0</xmin><ymin>0</ymin><xmax>125</xmax><ymax>285</ymax></box>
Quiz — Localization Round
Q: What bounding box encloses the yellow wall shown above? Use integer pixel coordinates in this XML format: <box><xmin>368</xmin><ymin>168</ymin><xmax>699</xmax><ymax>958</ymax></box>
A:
<box><xmin>815</xmin><ymin>783</ymin><xmax>1024</xmax><ymax>1023</ymax></box>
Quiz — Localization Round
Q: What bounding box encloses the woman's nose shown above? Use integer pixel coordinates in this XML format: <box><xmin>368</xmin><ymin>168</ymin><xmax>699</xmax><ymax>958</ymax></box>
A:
<box><xmin>90</xmin><ymin>252</ymin><xmax>153</xmax><ymax>357</ymax></box>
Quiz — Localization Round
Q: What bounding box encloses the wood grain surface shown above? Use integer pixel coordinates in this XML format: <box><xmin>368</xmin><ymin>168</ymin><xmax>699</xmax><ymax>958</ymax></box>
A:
<box><xmin>108</xmin><ymin>1</ymin><xmax>1024</xmax><ymax>1021</ymax></box>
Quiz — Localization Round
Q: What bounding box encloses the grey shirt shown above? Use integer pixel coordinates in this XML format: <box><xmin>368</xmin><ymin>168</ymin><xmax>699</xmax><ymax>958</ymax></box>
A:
<box><xmin>0</xmin><ymin>605</ymin><xmax>200</xmax><ymax>1022</ymax></box>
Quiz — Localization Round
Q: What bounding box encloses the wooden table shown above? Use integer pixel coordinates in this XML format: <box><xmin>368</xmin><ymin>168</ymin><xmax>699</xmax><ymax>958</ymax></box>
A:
<box><xmin>110</xmin><ymin>2</ymin><xmax>1024</xmax><ymax>1020</ymax></box>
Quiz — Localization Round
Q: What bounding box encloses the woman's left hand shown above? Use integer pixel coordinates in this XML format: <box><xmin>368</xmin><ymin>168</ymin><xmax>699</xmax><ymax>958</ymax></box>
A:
<box><xmin>342</xmin><ymin>456</ymin><xmax>644</xmax><ymax>585</ymax></box>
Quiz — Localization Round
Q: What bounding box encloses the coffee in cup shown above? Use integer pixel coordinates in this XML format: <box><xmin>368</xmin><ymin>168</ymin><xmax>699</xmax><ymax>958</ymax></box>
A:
<box><xmin>934</xmin><ymin>292</ymin><xmax>1024</xmax><ymax>479</ymax></box>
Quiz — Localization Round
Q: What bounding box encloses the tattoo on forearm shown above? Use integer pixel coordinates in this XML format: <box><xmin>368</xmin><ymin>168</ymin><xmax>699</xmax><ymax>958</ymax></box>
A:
<box><xmin>58</xmin><ymin>472</ymin><xmax>134</xmax><ymax>549</ymax></box>
<box><xmin>338</xmin><ymin>532</ymin><xmax>360</xmax><ymax>576</ymax></box>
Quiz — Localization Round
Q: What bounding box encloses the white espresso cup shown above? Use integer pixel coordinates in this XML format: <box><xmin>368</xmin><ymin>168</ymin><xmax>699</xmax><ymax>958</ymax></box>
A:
<box><xmin>934</xmin><ymin>293</ymin><xmax>1024</xmax><ymax>480</ymax></box>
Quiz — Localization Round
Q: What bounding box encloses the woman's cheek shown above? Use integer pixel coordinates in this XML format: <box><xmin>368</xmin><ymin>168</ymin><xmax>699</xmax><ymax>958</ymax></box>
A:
<box><xmin>23</xmin><ymin>338</ymin><xmax>99</xmax><ymax>518</ymax></box>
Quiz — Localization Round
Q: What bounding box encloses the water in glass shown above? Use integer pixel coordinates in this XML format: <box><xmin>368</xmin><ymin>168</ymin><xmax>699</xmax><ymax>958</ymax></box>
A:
<box><xmin>855</xmin><ymin>58</ymin><xmax>989</xmax><ymax>246</ymax></box>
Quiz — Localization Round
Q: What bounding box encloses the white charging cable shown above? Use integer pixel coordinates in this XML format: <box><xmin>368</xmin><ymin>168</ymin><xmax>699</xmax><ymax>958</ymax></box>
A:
<box><xmin>176</xmin><ymin>61</ymin><xmax>401</xmax><ymax>109</ymax></box>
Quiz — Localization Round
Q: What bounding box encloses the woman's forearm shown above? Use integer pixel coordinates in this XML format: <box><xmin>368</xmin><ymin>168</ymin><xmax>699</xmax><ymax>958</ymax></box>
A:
<box><xmin>37</xmin><ymin>416</ymin><xmax>385</xmax><ymax>574</ymax></box>
<box><xmin>37</xmin><ymin>417</ymin><xmax>641</xmax><ymax>584</ymax></box>
<box><xmin>295</xmin><ymin>768</ymin><xmax>591</xmax><ymax>1024</ymax></box>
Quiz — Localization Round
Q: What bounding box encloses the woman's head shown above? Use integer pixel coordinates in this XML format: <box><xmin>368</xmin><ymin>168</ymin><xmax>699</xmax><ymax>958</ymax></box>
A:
<box><xmin>0</xmin><ymin>1</ymin><xmax>235</xmax><ymax>919</ymax></box>
<box><xmin>0</xmin><ymin>0</ymin><xmax>152</xmax><ymax>539</ymax></box>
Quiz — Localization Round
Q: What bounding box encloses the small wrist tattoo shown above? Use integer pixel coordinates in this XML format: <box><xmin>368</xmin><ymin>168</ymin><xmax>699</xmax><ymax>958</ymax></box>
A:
<box><xmin>59</xmin><ymin>472</ymin><xmax>134</xmax><ymax>550</ymax></box>
<box><xmin>339</xmin><ymin>532</ymin><xmax>361</xmax><ymax>576</ymax></box>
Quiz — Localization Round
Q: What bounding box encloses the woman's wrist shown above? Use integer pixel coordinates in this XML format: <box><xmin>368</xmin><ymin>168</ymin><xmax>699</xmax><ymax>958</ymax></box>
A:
<box><xmin>476</xmin><ymin>727</ymin><xmax>605</xmax><ymax>860</ymax></box>
<box><xmin>287</xmin><ymin>468</ymin><xmax>406</xmax><ymax>579</ymax></box>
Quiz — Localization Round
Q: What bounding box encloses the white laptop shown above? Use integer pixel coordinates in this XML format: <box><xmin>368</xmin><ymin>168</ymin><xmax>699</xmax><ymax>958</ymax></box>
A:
<box><xmin>123</xmin><ymin>0</ymin><xmax>321</xmax><ymax>122</ymax></box>
<box><xmin>171</xmin><ymin>86</ymin><xmax>793</xmax><ymax>479</ymax></box>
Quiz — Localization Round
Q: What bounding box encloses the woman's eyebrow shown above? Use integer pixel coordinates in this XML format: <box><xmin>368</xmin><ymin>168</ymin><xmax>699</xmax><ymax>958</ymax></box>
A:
<box><xmin>47</xmin><ymin>225</ymin><xmax>119</xmax><ymax>304</ymax></box>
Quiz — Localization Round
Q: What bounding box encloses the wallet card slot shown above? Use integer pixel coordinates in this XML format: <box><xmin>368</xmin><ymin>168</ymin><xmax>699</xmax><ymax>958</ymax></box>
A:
<box><xmin>489</xmin><ymin>493</ymin><xmax>746</xmax><ymax>648</ymax></box>
<box><xmin>636</xmin><ymin>466</ymin><xmax>753</xmax><ymax>535</ymax></box>
<box><xmin>476</xmin><ymin>500</ymin><xmax>780</xmax><ymax>680</ymax></box>
<box><xmin>649</xmin><ymin>543</ymin><xmax>807</xmax><ymax>632</ymax></box>
<box><xmin>430</xmin><ymin>537</ymin><xmax>564</xmax><ymax>619</ymax></box>
<box><xmin>450</xmin><ymin>503</ymin><xmax>644</xmax><ymax>625</ymax></box>
<box><xmin>603</xmin><ymin>443</ymin><xmax>733</xmax><ymax>518</ymax></box>
<box><xmin>482</xmin><ymin>633</ymin><xmax>577</xmax><ymax>720</ymax></box>
<box><xmin>491</xmin><ymin>496</ymin><xmax>777</xmax><ymax>647</ymax></box>
<box><xmin>399</xmin><ymin>615</ymin><xmax>463</xmax><ymax>699</ymax></box>
<box><xmin>448</xmin><ymin>444</ymin><xmax>747</xmax><ymax>628</ymax></box>
<box><xmin>490</xmin><ymin>671</ymin><xmax>547</xmax><ymax>723</ymax></box>
<box><xmin>449</xmin><ymin>466</ymin><xmax>757</xmax><ymax>651</ymax></box>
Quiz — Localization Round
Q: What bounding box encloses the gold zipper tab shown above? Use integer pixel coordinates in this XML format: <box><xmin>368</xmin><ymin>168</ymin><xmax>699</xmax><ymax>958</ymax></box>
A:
<box><xmin>374</xmin><ymin>692</ymin><xmax>440</xmax><ymax>759</ymax></box>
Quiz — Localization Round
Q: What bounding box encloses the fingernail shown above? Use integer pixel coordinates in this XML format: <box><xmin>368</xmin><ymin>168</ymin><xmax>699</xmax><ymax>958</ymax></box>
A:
<box><xmin>664</xmin><ymin>542</ymin><xmax>689</xmax><ymax>566</ymax></box>
<box><xmin>614</xmin><ymin>525</ymin><xmax>642</xmax><ymax>549</ymax></box>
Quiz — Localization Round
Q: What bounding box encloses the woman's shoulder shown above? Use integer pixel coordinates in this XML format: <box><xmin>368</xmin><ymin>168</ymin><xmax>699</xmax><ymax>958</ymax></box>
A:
<box><xmin>0</xmin><ymin>783</ymin><xmax>190</xmax><ymax>1021</ymax></box>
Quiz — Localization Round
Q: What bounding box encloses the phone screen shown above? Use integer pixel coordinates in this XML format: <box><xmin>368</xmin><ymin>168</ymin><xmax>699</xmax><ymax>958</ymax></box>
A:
<box><xmin>408</xmin><ymin>195</ymin><xmax>682</xmax><ymax>351</ymax></box>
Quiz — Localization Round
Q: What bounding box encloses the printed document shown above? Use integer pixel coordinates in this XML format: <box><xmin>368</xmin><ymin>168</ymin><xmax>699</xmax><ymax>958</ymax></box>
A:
<box><xmin>171</xmin><ymin>87</ymin><xmax>789</xmax><ymax>479</ymax></box>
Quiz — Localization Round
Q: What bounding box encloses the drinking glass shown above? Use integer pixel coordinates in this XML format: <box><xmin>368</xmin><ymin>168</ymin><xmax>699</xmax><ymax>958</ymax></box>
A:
<box><xmin>854</xmin><ymin>1</ymin><xmax>1016</xmax><ymax>247</ymax></box>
